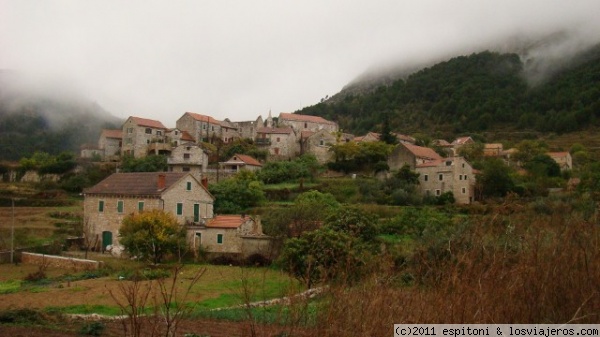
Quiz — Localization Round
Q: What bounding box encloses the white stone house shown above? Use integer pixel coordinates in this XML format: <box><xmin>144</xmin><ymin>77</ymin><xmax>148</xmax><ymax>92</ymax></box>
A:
<box><xmin>121</xmin><ymin>116</ymin><xmax>168</xmax><ymax>158</ymax></box>
<box><xmin>388</xmin><ymin>142</ymin><xmax>443</xmax><ymax>171</ymax></box>
<box><xmin>82</xmin><ymin>172</ymin><xmax>214</xmax><ymax>251</ymax></box>
<box><xmin>167</xmin><ymin>143</ymin><xmax>209</xmax><ymax>177</ymax></box>
<box><xmin>98</xmin><ymin>129</ymin><xmax>122</xmax><ymax>160</ymax></box>
<box><xmin>255</xmin><ymin>127</ymin><xmax>299</xmax><ymax>160</ymax></box>
<box><xmin>415</xmin><ymin>156</ymin><xmax>475</xmax><ymax>204</ymax></box>
<box><xmin>220</xmin><ymin>154</ymin><xmax>262</xmax><ymax>172</ymax></box>
<box><xmin>278</xmin><ymin>112</ymin><xmax>338</xmax><ymax>133</ymax></box>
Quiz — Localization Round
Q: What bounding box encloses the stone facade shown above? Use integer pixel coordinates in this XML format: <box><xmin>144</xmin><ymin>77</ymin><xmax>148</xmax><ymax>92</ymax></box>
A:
<box><xmin>548</xmin><ymin>152</ymin><xmax>573</xmax><ymax>171</ymax></box>
<box><xmin>416</xmin><ymin>157</ymin><xmax>475</xmax><ymax>204</ymax></box>
<box><xmin>187</xmin><ymin>215</ymin><xmax>272</xmax><ymax>258</ymax></box>
<box><xmin>176</xmin><ymin>112</ymin><xmax>223</xmax><ymax>144</ymax></box>
<box><xmin>83</xmin><ymin>172</ymin><xmax>214</xmax><ymax>250</ymax></box>
<box><xmin>167</xmin><ymin>143</ymin><xmax>209</xmax><ymax>177</ymax></box>
<box><xmin>255</xmin><ymin>127</ymin><xmax>299</xmax><ymax>160</ymax></box>
<box><xmin>278</xmin><ymin>113</ymin><xmax>338</xmax><ymax>133</ymax></box>
<box><xmin>300</xmin><ymin>129</ymin><xmax>337</xmax><ymax>164</ymax></box>
<box><xmin>121</xmin><ymin>117</ymin><xmax>168</xmax><ymax>158</ymax></box>
<box><xmin>388</xmin><ymin>142</ymin><xmax>443</xmax><ymax>171</ymax></box>
<box><xmin>98</xmin><ymin>129</ymin><xmax>122</xmax><ymax>160</ymax></box>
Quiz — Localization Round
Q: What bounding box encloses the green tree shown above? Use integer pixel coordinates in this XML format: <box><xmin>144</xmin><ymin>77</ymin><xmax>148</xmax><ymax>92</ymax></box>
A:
<box><xmin>121</xmin><ymin>155</ymin><xmax>168</xmax><ymax>172</ymax></box>
<box><xmin>119</xmin><ymin>209</ymin><xmax>186</xmax><ymax>264</ymax></box>
<box><xmin>324</xmin><ymin>207</ymin><xmax>379</xmax><ymax>242</ymax></box>
<box><xmin>380</xmin><ymin>112</ymin><xmax>398</xmax><ymax>145</ymax></box>
<box><xmin>524</xmin><ymin>154</ymin><xmax>561</xmax><ymax>178</ymax></box>
<box><xmin>209</xmin><ymin>171</ymin><xmax>266</xmax><ymax>213</ymax></box>
<box><xmin>478</xmin><ymin>158</ymin><xmax>515</xmax><ymax>198</ymax></box>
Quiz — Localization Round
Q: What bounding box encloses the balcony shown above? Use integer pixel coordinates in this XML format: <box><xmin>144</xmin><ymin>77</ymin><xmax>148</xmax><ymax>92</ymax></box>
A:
<box><xmin>255</xmin><ymin>138</ymin><xmax>271</xmax><ymax>146</ymax></box>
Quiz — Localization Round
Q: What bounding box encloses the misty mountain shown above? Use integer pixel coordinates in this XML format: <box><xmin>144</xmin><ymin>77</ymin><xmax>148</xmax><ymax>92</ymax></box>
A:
<box><xmin>0</xmin><ymin>71</ymin><xmax>122</xmax><ymax>161</ymax></box>
<box><xmin>298</xmin><ymin>44</ymin><xmax>600</xmax><ymax>137</ymax></box>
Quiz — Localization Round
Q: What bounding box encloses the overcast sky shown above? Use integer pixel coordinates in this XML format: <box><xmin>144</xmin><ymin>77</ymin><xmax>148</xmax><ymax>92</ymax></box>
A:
<box><xmin>1</xmin><ymin>1</ymin><xmax>599</xmax><ymax>127</ymax></box>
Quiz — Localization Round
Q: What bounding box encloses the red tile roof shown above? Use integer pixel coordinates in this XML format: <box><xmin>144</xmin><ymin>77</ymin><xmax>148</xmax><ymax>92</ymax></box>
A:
<box><xmin>416</xmin><ymin>159</ymin><xmax>444</xmax><ymax>168</ymax></box>
<box><xmin>256</xmin><ymin>127</ymin><xmax>293</xmax><ymax>134</ymax></box>
<box><xmin>180</xmin><ymin>131</ymin><xmax>195</xmax><ymax>142</ymax></box>
<box><xmin>395</xmin><ymin>133</ymin><xmax>416</xmax><ymax>143</ymax></box>
<box><xmin>83</xmin><ymin>172</ymin><xmax>200</xmax><ymax>196</ymax></box>
<box><xmin>101</xmin><ymin>129</ymin><xmax>122</xmax><ymax>139</ymax></box>
<box><xmin>233</xmin><ymin>154</ymin><xmax>262</xmax><ymax>167</ymax></box>
<box><xmin>403</xmin><ymin>143</ymin><xmax>443</xmax><ymax>160</ymax></box>
<box><xmin>301</xmin><ymin>131</ymin><xmax>315</xmax><ymax>139</ymax></box>
<box><xmin>279</xmin><ymin>113</ymin><xmax>337</xmax><ymax>125</ymax></box>
<box><xmin>206</xmin><ymin>215</ymin><xmax>251</xmax><ymax>229</ymax></box>
<box><xmin>129</xmin><ymin>117</ymin><xmax>167</xmax><ymax>129</ymax></box>
<box><xmin>184</xmin><ymin>112</ymin><xmax>221</xmax><ymax>125</ymax></box>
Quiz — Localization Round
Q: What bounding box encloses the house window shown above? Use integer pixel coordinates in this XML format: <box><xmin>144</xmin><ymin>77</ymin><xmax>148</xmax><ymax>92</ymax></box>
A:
<box><xmin>459</xmin><ymin>175</ymin><xmax>462</xmax><ymax>180</ymax></box>
<box><xmin>138</xmin><ymin>201</ymin><xmax>144</xmax><ymax>211</ymax></box>
<box><xmin>304</xmin><ymin>122</ymin><xmax>308</xmax><ymax>128</ymax></box>
<box><xmin>145</xmin><ymin>128</ymin><xmax>152</xmax><ymax>134</ymax></box>
<box><xmin>127</xmin><ymin>128</ymin><xmax>133</xmax><ymax>134</ymax></box>
<box><xmin>464</xmin><ymin>175</ymin><xmax>468</xmax><ymax>180</ymax></box>
<box><xmin>274</xmin><ymin>148</ymin><xmax>280</xmax><ymax>155</ymax></box>
<box><xmin>435</xmin><ymin>189</ymin><xmax>441</xmax><ymax>196</ymax></box>
<box><xmin>186</xmin><ymin>146</ymin><xmax>191</xmax><ymax>151</ymax></box>
<box><xmin>438</xmin><ymin>174</ymin><xmax>443</xmax><ymax>181</ymax></box>
<box><xmin>462</xmin><ymin>163</ymin><xmax>465</xmax><ymax>168</ymax></box>
<box><xmin>157</xmin><ymin>130</ymin><xmax>162</xmax><ymax>136</ymax></box>
<box><xmin>424</xmin><ymin>174</ymin><xmax>429</xmax><ymax>182</ymax></box>
<box><xmin>202</xmin><ymin>124</ymin><xmax>206</xmax><ymax>130</ymax></box>
<box><xmin>319</xmin><ymin>139</ymin><xmax>324</xmax><ymax>146</ymax></box>
<box><xmin>217</xmin><ymin>234</ymin><xmax>223</xmax><ymax>244</ymax></box>
<box><xmin>183</xmin><ymin>153</ymin><xmax>190</xmax><ymax>159</ymax></box>
<box><xmin>176</xmin><ymin>203</ymin><xmax>183</xmax><ymax>215</ymax></box>
<box><xmin>446</xmin><ymin>161</ymin><xmax>452</xmax><ymax>166</ymax></box>
<box><xmin>182</xmin><ymin>167</ymin><xmax>190</xmax><ymax>172</ymax></box>
<box><xmin>126</xmin><ymin>138</ymin><xmax>132</xmax><ymax>144</ymax></box>
<box><xmin>186</xmin><ymin>182</ymin><xmax>192</xmax><ymax>191</ymax></box>
<box><xmin>117</xmin><ymin>200</ymin><xmax>124</xmax><ymax>214</ymax></box>
<box><xmin>195</xmin><ymin>232</ymin><xmax>202</xmax><ymax>245</ymax></box>
<box><xmin>211</xmin><ymin>126</ymin><xmax>215</xmax><ymax>131</ymax></box>
<box><xmin>462</xmin><ymin>187</ymin><xmax>466</xmax><ymax>194</ymax></box>
<box><xmin>175</xmin><ymin>131</ymin><xmax>179</xmax><ymax>135</ymax></box>
<box><xmin>98</xmin><ymin>200</ymin><xmax>104</xmax><ymax>212</ymax></box>
<box><xmin>277</xmin><ymin>137</ymin><xmax>280</xmax><ymax>143</ymax></box>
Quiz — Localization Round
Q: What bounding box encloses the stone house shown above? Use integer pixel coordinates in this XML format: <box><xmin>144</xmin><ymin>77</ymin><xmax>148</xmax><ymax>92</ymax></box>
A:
<box><xmin>416</xmin><ymin>156</ymin><xmax>475</xmax><ymax>204</ymax></box>
<box><xmin>188</xmin><ymin>215</ymin><xmax>272</xmax><ymax>259</ymax></box>
<box><xmin>484</xmin><ymin>143</ymin><xmax>504</xmax><ymax>157</ymax></box>
<box><xmin>278</xmin><ymin>112</ymin><xmax>338</xmax><ymax>133</ymax></box>
<box><xmin>121</xmin><ymin>116</ymin><xmax>168</xmax><ymax>158</ymax></box>
<box><xmin>388</xmin><ymin>142</ymin><xmax>443</xmax><ymax>171</ymax></box>
<box><xmin>176</xmin><ymin>112</ymin><xmax>224</xmax><ymax>144</ymax></box>
<box><xmin>220</xmin><ymin>154</ymin><xmax>262</xmax><ymax>172</ymax></box>
<box><xmin>98</xmin><ymin>129</ymin><xmax>122</xmax><ymax>160</ymax></box>
<box><xmin>548</xmin><ymin>152</ymin><xmax>573</xmax><ymax>171</ymax></box>
<box><xmin>82</xmin><ymin>172</ymin><xmax>214</xmax><ymax>251</ymax></box>
<box><xmin>255</xmin><ymin>127</ymin><xmax>299</xmax><ymax>160</ymax></box>
<box><xmin>300</xmin><ymin>129</ymin><xmax>338</xmax><ymax>164</ymax></box>
<box><xmin>353</xmin><ymin>132</ymin><xmax>381</xmax><ymax>143</ymax></box>
<box><xmin>167</xmin><ymin>143</ymin><xmax>209</xmax><ymax>177</ymax></box>
<box><xmin>229</xmin><ymin>115</ymin><xmax>264</xmax><ymax>140</ymax></box>
<box><xmin>165</xmin><ymin>128</ymin><xmax>195</xmax><ymax>147</ymax></box>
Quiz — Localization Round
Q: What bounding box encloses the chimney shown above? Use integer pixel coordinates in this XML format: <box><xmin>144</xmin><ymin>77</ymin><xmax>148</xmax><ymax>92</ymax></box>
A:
<box><xmin>201</xmin><ymin>177</ymin><xmax>208</xmax><ymax>190</ymax></box>
<box><xmin>157</xmin><ymin>174</ymin><xmax>166</xmax><ymax>190</ymax></box>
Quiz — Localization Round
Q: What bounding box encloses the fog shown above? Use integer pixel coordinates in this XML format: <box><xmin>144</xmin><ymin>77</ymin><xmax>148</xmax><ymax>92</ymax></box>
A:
<box><xmin>1</xmin><ymin>1</ymin><xmax>599</xmax><ymax>126</ymax></box>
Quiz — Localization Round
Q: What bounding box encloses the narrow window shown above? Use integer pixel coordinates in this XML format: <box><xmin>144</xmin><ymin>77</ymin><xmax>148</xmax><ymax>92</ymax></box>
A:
<box><xmin>211</xmin><ymin>126</ymin><xmax>215</xmax><ymax>131</ymax></box>
<box><xmin>138</xmin><ymin>201</ymin><xmax>144</xmax><ymax>211</ymax></box>
<box><xmin>319</xmin><ymin>139</ymin><xmax>324</xmax><ymax>146</ymax></box>
<box><xmin>424</xmin><ymin>174</ymin><xmax>429</xmax><ymax>182</ymax></box>
<box><xmin>464</xmin><ymin>175</ymin><xmax>468</xmax><ymax>180</ymax></box>
<box><xmin>435</xmin><ymin>189</ymin><xmax>441</xmax><ymax>196</ymax></box>
<box><xmin>117</xmin><ymin>200</ymin><xmax>124</xmax><ymax>213</ymax></box>
<box><xmin>277</xmin><ymin>137</ymin><xmax>280</xmax><ymax>142</ymax></box>
<box><xmin>438</xmin><ymin>174</ymin><xmax>443</xmax><ymax>181</ymax></box>
<box><xmin>98</xmin><ymin>200</ymin><xmax>104</xmax><ymax>212</ymax></box>
<box><xmin>459</xmin><ymin>175</ymin><xmax>463</xmax><ymax>180</ymax></box>
<box><xmin>217</xmin><ymin>234</ymin><xmax>223</xmax><ymax>244</ymax></box>
<box><xmin>186</xmin><ymin>182</ymin><xmax>192</xmax><ymax>191</ymax></box>
<box><xmin>462</xmin><ymin>187</ymin><xmax>466</xmax><ymax>194</ymax></box>
<box><xmin>304</xmin><ymin>122</ymin><xmax>307</xmax><ymax>128</ymax></box>
<box><xmin>176</xmin><ymin>203</ymin><xmax>183</xmax><ymax>215</ymax></box>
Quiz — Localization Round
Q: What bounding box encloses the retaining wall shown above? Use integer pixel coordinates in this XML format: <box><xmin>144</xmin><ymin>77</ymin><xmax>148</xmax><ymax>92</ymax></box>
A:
<box><xmin>21</xmin><ymin>252</ymin><xmax>104</xmax><ymax>271</ymax></box>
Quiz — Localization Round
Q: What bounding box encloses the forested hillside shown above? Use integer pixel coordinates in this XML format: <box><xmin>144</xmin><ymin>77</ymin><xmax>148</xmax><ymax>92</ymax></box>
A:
<box><xmin>298</xmin><ymin>47</ymin><xmax>600</xmax><ymax>136</ymax></box>
<box><xmin>0</xmin><ymin>73</ymin><xmax>122</xmax><ymax>161</ymax></box>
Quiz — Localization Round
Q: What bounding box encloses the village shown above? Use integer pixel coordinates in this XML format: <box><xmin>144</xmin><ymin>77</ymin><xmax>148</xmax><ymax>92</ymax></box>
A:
<box><xmin>76</xmin><ymin>110</ymin><xmax>574</xmax><ymax>261</ymax></box>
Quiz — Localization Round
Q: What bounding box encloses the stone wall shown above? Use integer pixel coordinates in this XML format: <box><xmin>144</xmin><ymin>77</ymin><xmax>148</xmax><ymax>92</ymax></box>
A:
<box><xmin>21</xmin><ymin>252</ymin><xmax>104</xmax><ymax>271</ymax></box>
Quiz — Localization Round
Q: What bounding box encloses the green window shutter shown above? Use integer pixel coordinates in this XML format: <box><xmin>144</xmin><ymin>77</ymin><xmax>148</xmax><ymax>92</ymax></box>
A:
<box><xmin>176</xmin><ymin>203</ymin><xmax>183</xmax><ymax>215</ymax></box>
<box><xmin>138</xmin><ymin>201</ymin><xmax>144</xmax><ymax>211</ymax></box>
<box><xmin>98</xmin><ymin>200</ymin><xmax>104</xmax><ymax>212</ymax></box>
<box><xmin>217</xmin><ymin>234</ymin><xmax>223</xmax><ymax>244</ymax></box>
<box><xmin>186</xmin><ymin>182</ymin><xmax>192</xmax><ymax>191</ymax></box>
<box><xmin>117</xmin><ymin>200</ymin><xmax>124</xmax><ymax>213</ymax></box>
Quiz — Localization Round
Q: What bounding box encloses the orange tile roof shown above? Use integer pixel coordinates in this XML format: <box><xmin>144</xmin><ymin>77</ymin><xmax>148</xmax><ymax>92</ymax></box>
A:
<box><xmin>185</xmin><ymin>112</ymin><xmax>221</xmax><ymax>125</ymax></box>
<box><xmin>416</xmin><ymin>159</ymin><xmax>444</xmax><ymax>168</ymax></box>
<box><xmin>403</xmin><ymin>143</ymin><xmax>443</xmax><ymax>160</ymax></box>
<box><xmin>256</xmin><ymin>127</ymin><xmax>293</xmax><ymax>134</ymax></box>
<box><xmin>84</xmin><ymin>172</ymin><xmax>188</xmax><ymax>196</ymax></box>
<box><xmin>206</xmin><ymin>215</ymin><xmax>251</xmax><ymax>229</ymax></box>
<box><xmin>101</xmin><ymin>129</ymin><xmax>122</xmax><ymax>139</ymax></box>
<box><xmin>234</xmin><ymin>154</ymin><xmax>262</xmax><ymax>166</ymax></box>
<box><xmin>279</xmin><ymin>112</ymin><xmax>337</xmax><ymax>125</ymax></box>
<box><xmin>129</xmin><ymin>116</ymin><xmax>167</xmax><ymax>129</ymax></box>
<box><xmin>180</xmin><ymin>131</ymin><xmax>195</xmax><ymax>142</ymax></box>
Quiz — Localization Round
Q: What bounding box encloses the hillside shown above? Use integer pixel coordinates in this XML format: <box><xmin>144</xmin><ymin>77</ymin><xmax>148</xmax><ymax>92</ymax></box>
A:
<box><xmin>0</xmin><ymin>72</ymin><xmax>122</xmax><ymax>161</ymax></box>
<box><xmin>297</xmin><ymin>46</ymin><xmax>600</xmax><ymax>138</ymax></box>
